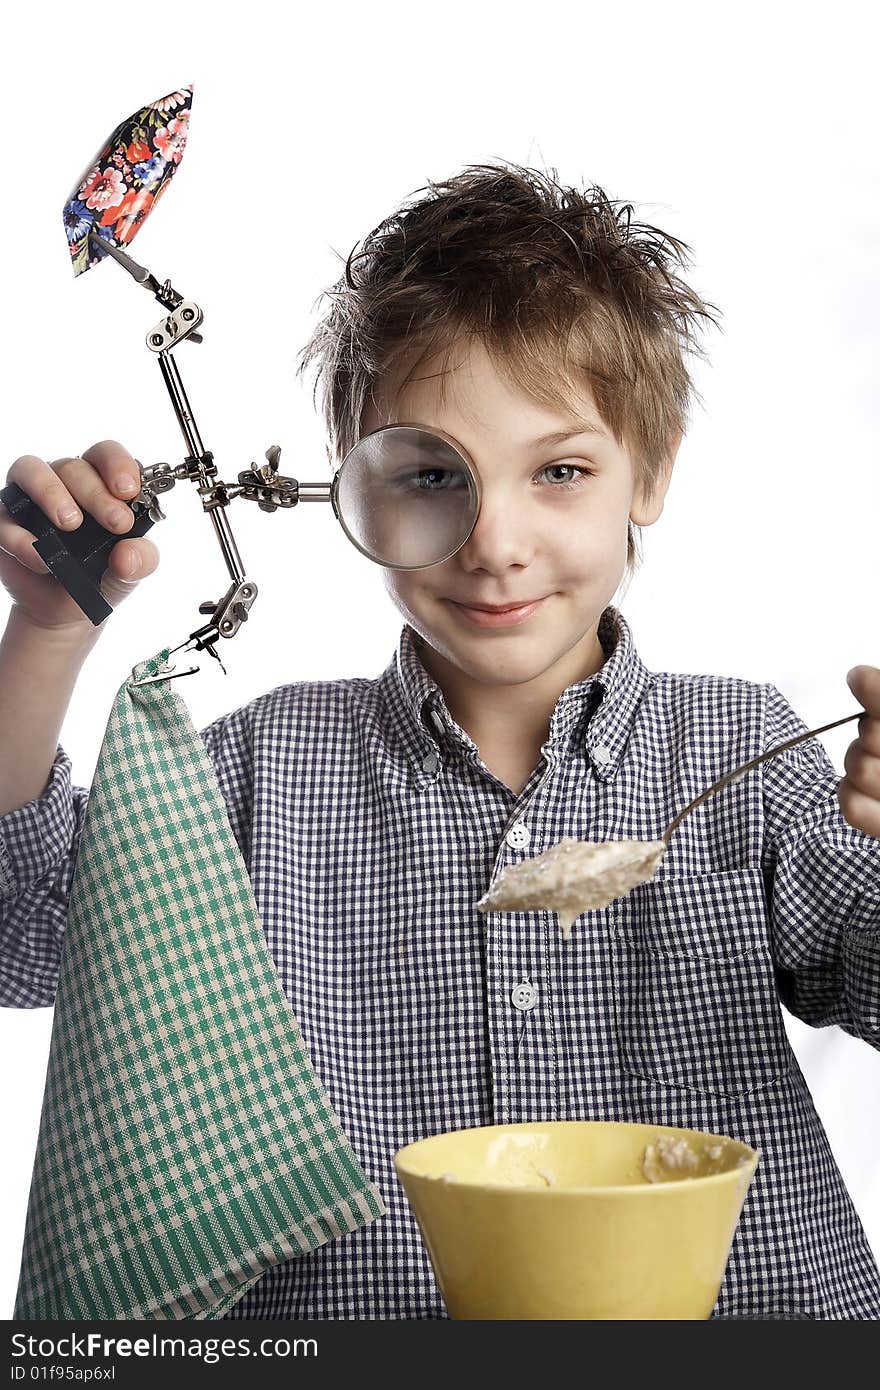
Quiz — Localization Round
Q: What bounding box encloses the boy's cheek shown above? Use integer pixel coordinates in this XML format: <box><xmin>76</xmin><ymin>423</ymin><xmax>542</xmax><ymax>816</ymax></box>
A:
<box><xmin>382</xmin><ymin>569</ymin><xmax>422</xmax><ymax>615</ymax></box>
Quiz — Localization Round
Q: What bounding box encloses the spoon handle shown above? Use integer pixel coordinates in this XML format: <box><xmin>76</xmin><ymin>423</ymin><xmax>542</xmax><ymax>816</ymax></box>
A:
<box><xmin>662</xmin><ymin>709</ymin><xmax>863</xmax><ymax>843</ymax></box>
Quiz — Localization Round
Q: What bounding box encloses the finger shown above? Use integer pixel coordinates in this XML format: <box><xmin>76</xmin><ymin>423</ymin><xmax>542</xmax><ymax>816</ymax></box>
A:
<box><xmin>107</xmin><ymin>536</ymin><xmax>160</xmax><ymax>582</ymax></box>
<box><xmin>0</xmin><ymin>506</ymin><xmax>51</xmax><ymax>573</ymax></box>
<box><xmin>846</xmin><ymin>665</ymin><xmax>880</xmax><ymax>719</ymax></box>
<box><xmin>80</xmin><ymin>440</ymin><xmax>142</xmax><ymax>500</ymax></box>
<box><xmin>838</xmin><ymin>779</ymin><xmax>880</xmax><ymax>839</ymax></box>
<box><xmin>843</xmin><ymin>740</ymin><xmax>880</xmax><ymax>799</ymax></box>
<box><xmin>856</xmin><ymin>714</ymin><xmax>880</xmax><ymax>758</ymax></box>
<box><xmin>50</xmin><ymin>457</ymin><xmax>135</xmax><ymax>534</ymax></box>
<box><xmin>7</xmin><ymin>454</ymin><xmax>85</xmax><ymax>531</ymax></box>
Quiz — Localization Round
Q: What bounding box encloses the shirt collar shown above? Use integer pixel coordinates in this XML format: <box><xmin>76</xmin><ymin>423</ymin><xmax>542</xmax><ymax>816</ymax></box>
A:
<box><xmin>382</xmin><ymin>604</ymin><xmax>652</xmax><ymax>785</ymax></box>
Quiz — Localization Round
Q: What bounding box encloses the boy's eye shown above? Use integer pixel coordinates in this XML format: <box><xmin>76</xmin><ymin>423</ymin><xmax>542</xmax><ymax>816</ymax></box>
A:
<box><xmin>536</xmin><ymin>462</ymin><xmax>594</xmax><ymax>488</ymax></box>
<box><xmin>395</xmin><ymin>467</ymin><xmax>468</xmax><ymax>492</ymax></box>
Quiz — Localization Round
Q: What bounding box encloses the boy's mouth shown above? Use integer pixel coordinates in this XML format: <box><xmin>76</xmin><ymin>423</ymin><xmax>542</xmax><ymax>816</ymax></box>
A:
<box><xmin>446</xmin><ymin>597</ymin><xmax>545</xmax><ymax>628</ymax></box>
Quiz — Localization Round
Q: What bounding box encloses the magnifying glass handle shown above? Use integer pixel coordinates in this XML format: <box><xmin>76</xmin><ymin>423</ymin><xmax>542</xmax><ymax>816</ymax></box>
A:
<box><xmin>0</xmin><ymin>481</ymin><xmax>157</xmax><ymax>625</ymax></box>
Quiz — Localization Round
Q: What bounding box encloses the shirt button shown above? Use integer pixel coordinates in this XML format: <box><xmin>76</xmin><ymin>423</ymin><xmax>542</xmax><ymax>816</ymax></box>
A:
<box><xmin>506</xmin><ymin>821</ymin><xmax>531</xmax><ymax>850</ymax></box>
<box><xmin>511</xmin><ymin>981</ymin><xmax>537</xmax><ymax>1011</ymax></box>
<box><xmin>593</xmin><ymin>743</ymin><xmax>612</xmax><ymax>765</ymax></box>
<box><xmin>421</xmin><ymin>749</ymin><xmax>439</xmax><ymax>774</ymax></box>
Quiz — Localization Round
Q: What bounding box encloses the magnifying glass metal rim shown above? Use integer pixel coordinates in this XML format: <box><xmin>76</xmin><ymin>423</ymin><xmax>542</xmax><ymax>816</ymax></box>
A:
<box><xmin>331</xmin><ymin>422</ymin><xmax>483</xmax><ymax>570</ymax></box>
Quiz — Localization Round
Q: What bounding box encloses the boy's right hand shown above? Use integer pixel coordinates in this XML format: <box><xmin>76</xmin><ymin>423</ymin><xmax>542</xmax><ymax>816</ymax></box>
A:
<box><xmin>0</xmin><ymin>441</ymin><xmax>160</xmax><ymax>641</ymax></box>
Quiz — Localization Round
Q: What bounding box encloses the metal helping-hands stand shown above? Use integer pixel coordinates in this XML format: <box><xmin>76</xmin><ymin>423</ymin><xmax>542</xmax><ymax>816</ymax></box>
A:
<box><xmin>90</xmin><ymin>233</ymin><xmax>333</xmax><ymax>682</ymax></box>
<box><xmin>0</xmin><ymin>229</ymin><xmax>332</xmax><ymax>686</ymax></box>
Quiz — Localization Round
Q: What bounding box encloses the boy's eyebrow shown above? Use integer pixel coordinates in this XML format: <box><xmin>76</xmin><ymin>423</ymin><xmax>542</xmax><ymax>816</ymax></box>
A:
<box><xmin>530</xmin><ymin>420</ymin><xmax>609</xmax><ymax>446</ymax></box>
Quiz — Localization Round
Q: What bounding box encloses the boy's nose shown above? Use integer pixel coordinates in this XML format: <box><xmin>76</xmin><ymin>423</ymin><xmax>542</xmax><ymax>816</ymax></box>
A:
<box><xmin>456</xmin><ymin>489</ymin><xmax>536</xmax><ymax>572</ymax></box>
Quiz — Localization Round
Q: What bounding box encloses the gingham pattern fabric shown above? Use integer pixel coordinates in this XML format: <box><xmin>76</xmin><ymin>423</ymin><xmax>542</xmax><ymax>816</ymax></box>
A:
<box><xmin>2</xmin><ymin>606</ymin><xmax>880</xmax><ymax>1319</ymax></box>
<box><xmin>8</xmin><ymin>647</ymin><xmax>384</xmax><ymax>1320</ymax></box>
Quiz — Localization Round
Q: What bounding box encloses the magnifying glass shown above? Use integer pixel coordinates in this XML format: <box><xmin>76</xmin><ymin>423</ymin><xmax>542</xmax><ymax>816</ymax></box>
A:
<box><xmin>331</xmin><ymin>424</ymin><xmax>482</xmax><ymax>569</ymax></box>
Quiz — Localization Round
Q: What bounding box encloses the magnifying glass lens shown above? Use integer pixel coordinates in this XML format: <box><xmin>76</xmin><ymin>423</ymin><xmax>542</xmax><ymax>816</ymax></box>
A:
<box><xmin>335</xmin><ymin>427</ymin><xmax>479</xmax><ymax>567</ymax></box>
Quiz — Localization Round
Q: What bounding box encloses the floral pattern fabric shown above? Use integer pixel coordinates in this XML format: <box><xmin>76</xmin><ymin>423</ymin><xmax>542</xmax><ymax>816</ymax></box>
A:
<box><xmin>63</xmin><ymin>85</ymin><xmax>193</xmax><ymax>277</ymax></box>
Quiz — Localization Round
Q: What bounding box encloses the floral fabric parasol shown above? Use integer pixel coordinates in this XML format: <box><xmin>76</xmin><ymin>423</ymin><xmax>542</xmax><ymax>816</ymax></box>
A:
<box><xmin>63</xmin><ymin>84</ymin><xmax>193</xmax><ymax>277</ymax></box>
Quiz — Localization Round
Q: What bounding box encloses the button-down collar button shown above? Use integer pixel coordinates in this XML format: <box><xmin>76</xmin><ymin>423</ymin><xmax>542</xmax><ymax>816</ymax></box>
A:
<box><xmin>506</xmin><ymin>820</ymin><xmax>531</xmax><ymax>850</ymax></box>
<box><xmin>511</xmin><ymin>981</ymin><xmax>537</xmax><ymax>1011</ymax></box>
<box><xmin>421</xmin><ymin>749</ymin><xmax>440</xmax><ymax>775</ymax></box>
<box><xmin>593</xmin><ymin>742</ymin><xmax>613</xmax><ymax>765</ymax></box>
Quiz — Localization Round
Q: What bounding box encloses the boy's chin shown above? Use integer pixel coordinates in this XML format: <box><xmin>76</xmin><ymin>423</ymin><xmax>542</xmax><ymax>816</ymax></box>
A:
<box><xmin>455</xmin><ymin>656</ymin><xmax>561</xmax><ymax>687</ymax></box>
<box><xmin>426</xmin><ymin>632</ymin><xmax>573</xmax><ymax>687</ymax></box>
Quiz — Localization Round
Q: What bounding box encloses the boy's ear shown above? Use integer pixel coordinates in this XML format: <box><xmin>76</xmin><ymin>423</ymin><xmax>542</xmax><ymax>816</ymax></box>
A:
<box><xmin>629</xmin><ymin>428</ymin><xmax>683</xmax><ymax>527</ymax></box>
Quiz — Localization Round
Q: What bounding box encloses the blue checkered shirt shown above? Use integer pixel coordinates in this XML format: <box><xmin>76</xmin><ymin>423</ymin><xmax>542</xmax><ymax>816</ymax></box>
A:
<box><xmin>2</xmin><ymin>605</ymin><xmax>880</xmax><ymax>1319</ymax></box>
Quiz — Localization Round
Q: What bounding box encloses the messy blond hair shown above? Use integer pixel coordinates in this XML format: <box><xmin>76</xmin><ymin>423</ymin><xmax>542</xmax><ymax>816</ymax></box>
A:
<box><xmin>297</xmin><ymin>161</ymin><xmax>721</xmax><ymax>577</ymax></box>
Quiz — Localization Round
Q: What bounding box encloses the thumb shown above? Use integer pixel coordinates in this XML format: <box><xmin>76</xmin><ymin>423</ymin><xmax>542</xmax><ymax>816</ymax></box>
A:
<box><xmin>100</xmin><ymin>537</ymin><xmax>160</xmax><ymax>607</ymax></box>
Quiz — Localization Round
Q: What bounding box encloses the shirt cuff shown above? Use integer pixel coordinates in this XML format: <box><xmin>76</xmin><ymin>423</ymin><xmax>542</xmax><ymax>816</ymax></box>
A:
<box><xmin>0</xmin><ymin>745</ymin><xmax>78</xmax><ymax>898</ymax></box>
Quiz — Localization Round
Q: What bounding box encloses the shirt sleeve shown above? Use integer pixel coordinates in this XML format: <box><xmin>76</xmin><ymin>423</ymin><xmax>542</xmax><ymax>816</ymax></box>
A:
<box><xmin>0</xmin><ymin>703</ymin><xmax>256</xmax><ymax>1010</ymax></box>
<box><xmin>761</xmin><ymin>681</ymin><xmax>880</xmax><ymax>1048</ymax></box>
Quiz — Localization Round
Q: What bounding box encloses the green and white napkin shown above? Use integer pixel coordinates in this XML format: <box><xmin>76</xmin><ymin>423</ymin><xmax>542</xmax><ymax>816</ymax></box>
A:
<box><xmin>14</xmin><ymin>648</ymin><xmax>385</xmax><ymax>1320</ymax></box>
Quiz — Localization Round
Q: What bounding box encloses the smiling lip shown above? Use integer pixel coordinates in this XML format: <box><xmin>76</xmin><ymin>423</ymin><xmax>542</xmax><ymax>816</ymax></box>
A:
<box><xmin>447</xmin><ymin>598</ymin><xmax>545</xmax><ymax>628</ymax></box>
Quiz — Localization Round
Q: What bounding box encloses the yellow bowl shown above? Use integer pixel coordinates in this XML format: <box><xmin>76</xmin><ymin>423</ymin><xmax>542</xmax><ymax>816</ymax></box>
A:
<box><xmin>394</xmin><ymin>1121</ymin><xmax>758</xmax><ymax>1320</ymax></box>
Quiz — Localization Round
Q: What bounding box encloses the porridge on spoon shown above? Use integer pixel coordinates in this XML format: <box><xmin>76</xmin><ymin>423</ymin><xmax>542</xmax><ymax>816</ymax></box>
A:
<box><xmin>476</xmin><ymin>837</ymin><xmax>667</xmax><ymax>940</ymax></box>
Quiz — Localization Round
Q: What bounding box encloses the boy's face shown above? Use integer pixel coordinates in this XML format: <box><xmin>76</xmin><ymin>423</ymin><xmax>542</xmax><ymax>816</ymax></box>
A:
<box><xmin>361</xmin><ymin>338</ymin><xmax>678</xmax><ymax>694</ymax></box>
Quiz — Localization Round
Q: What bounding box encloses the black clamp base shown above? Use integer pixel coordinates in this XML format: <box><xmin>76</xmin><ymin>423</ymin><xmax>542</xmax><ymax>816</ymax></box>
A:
<box><xmin>0</xmin><ymin>482</ymin><xmax>156</xmax><ymax>625</ymax></box>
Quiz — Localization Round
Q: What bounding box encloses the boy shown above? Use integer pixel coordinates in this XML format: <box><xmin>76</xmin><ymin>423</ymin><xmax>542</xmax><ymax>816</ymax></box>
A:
<box><xmin>2</xmin><ymin>163</ymin><xmax>880</xmax><ymax>1320</ymax></box>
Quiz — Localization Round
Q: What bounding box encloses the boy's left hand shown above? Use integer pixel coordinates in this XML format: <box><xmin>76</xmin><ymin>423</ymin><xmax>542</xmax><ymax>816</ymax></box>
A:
<box><xmin>838</xmin><ymin>666</ymin><xmax>880</xmax><ymax>838</ymax></box>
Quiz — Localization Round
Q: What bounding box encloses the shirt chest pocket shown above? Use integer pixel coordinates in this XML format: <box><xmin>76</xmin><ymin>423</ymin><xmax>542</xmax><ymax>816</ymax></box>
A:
<box><xmin>609</xmin><ymin>867</ymin><xmax>790</xmax><ymax>1100</ymax></box>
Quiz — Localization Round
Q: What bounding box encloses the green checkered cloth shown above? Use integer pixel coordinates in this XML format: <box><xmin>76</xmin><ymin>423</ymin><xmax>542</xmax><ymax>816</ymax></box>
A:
<box><xmin>14</xmin><ymin>647</ymin><xmax>385</xmax><ymax>1320</ymax></box>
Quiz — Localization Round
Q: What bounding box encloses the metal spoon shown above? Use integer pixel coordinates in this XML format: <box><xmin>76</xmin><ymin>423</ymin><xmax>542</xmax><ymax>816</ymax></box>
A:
<box><xmin>476</xmin><ymin>709</ymin><xmax>862</xmax><ymax>939</ymax></box>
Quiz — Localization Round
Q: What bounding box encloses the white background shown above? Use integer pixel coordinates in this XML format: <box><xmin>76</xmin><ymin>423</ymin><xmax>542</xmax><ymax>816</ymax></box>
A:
<box><xmin>1</xmin><ymin>0</ymin><xmax>879</xmax><ymax>1316</ymax></box>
